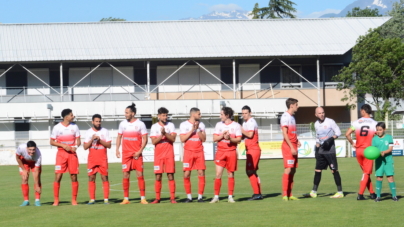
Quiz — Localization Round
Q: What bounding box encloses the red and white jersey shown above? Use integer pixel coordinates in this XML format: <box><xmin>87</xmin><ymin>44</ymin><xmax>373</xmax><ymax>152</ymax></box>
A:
<box><xmin>242</xmin><ymin>117</ymin><xmax>260</xmax><ymax>151</ymax></box>
<box><xmin>118</xmin><ymin>119</ymin><xmax>148</xmax><ymax>155</ymax></box>
<box><xmin>280</xmin><ymin>112</ymin><xmax>298</xmax><ymax>143</ymax></box>
<box><xmin>84</xmin><ymin>127</ymin><xmax>111</xmax><ymax>163</ymax></box>
<box><xmin>16</xmin><ymin>144</ymin><xmax>41</xmax><ymax>166</ymax></box>
<box><xmin>214</xmin><ymin>121</ymin><xmax>242</xmax><ymax>152</ymax></box>
<box><xmin>51</xmin><ymin>122</ymin><xmax>80</xmax><ymax>152</ymax></box>
<box><xmin>150</xmin><ymin>122</ymin><xmax>177</xmax><ymax>160</ymax></box>
<box><xmin>351</xmin><ymin>117</ymin><xmax>377</xmax><ymax>149</ymax></box>
<box><xmin>180</xmin><ymin>120</ymin><xmax>205</xmax><ymax>153</ymax></box>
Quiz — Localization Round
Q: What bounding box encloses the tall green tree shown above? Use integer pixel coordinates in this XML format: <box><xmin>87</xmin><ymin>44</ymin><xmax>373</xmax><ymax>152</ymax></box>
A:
<box><xmin>334</xmin><ymin>30</ymin><xmax>404</xmax><ymax>121</ymax></box>
<box><xmin>251</xmin><ymin>0</ymin><xmax>297</xmax><ymax>19</ymax></box>
<box><xmin>100</xmin><ymin>17</ymin><xmax>126</xmax><ymax>21</ymax></box>
<box><xmin>379</xmin><ymin>0</ymin><xmax>404</xmax><ymax>40</ymax></box>
<box><xmin>346</xmin><ymin>7</ymin><xmax>382</xmax><ymax>17</ymax></box>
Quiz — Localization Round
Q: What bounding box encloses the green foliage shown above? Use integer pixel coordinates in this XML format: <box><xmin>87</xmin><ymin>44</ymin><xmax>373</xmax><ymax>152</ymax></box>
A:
<box><xmin>346</xmin><ymin>7</ymin><xmax>382</xmax><ymax>17</ymax></box>
<box><xmin>334</xmin><ymin>30</ymin><xmax>404</xmax><ymax>121</ymax></box>
<box><xmin>251</xmin><ymin>0</ymin><xmax>297</xmax><ymax>19</ymax></box>
<box><xmin>379</xmin><ymin>0</ymin><xmax>404</xmax><ymax>40</ymax></box>
<box><xmin>100</xmin><ymin>17</ymin><xmax>126</xmax><ymax>22</ymax></box>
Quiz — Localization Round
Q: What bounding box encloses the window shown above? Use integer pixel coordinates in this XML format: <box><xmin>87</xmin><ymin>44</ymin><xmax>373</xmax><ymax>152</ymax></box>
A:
<box><xmin>324</xmin><ymin>65</ymin><xmax>342</xmax><ymax>82</ymax></box>
<box><xmin>281</xmin><ymin>66</ymin><xmax>301</xmax><ymax>83</ymax></box>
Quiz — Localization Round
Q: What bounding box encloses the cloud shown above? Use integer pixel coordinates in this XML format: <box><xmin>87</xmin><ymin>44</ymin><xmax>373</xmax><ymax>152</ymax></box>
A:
<box><xmin>305</xmin><ymin>9</ymin><xmax>342</xmax><ymax>18</ymax></box>
<box><xmin>209</xmin><ymin>4</ymin><xmax>244</xmax><ymax>12</ymax></box>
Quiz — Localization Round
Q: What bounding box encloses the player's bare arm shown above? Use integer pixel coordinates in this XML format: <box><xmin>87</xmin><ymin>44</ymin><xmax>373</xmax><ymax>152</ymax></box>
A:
<box><xmin>134</xmin><ymin>134</ymin><xmax>148</xmax><ymax>158</ymax></box>
<box><xmin>15</xmin><ymin>155</ymin><xmax>28</xmax><ymax>179</ymax></box>
<box><xmin>282</xmin><ymin>127</ymin><xmax>297</xmax><ymax>155</ymax></box>
<box><xmin>151</xmin><ymin>131</ymin><xmax>164</xmax><ymax>145</ymax></box>
<box><xmin>83</xmin><ymin>134</ymin><xmax>98</xmax><ymax>150</ymax></box>
<box><xmin>164</xmin><ymin>131</ymin><xmax>177</xmax><ymax>143</ymax></box>
<box><xmin>198</xmin><ymin>130</ymin><xmax>206</xmax><ymax>142</ymax></box>
<box><xmin>241</xmin><ymin>127</ymin><xmax>254</xmax><ymax>139</ymax></box>
<box><xmin>50</xmin><ymin>139</ymin><xmax>71</xmax><ymax>151</ymax></box>
<box><xmin>32</xmin><ymin>168</ymin><xmax>41</xmax><ymax>194</ymax></box>
<box><xmin>98</xmin><ymin>138</ymin><xmax>111</xmax><ymax>149</ymax></box>
<box><xmin>72</xmin><ymin>137</ymin><xmax>81</xmax><ymax>153</ymax></box>
<box><xmin>229</xmin><ymin>135</ymin><xmax>242</xmax><ymax>144</ymax></box>
<box><xmin>116</xmin><ymin>134</ymin><xmax>122</xmax><ymax>158</ymax></box>
<box><xmin>213</xmin><ymin>131</ymin><xmax>226</xmax><ymax>142</ymax></box>
<box><xmin>180</xmin><ymin>127</ymin><xmax>195</xmax><ymax>142</ymax></box>
<box><xmin>345</xmin><ymin>128</ymin><xmax>356</xmax><ymax>148</ymax></box>
<box><xmin>381</xmin><ymin>146</ymin><xmax>393</xmax><ymax>157</ymax></box>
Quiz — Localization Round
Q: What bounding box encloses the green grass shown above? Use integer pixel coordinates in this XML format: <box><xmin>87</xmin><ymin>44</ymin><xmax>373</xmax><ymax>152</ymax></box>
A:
<box><xmin>1</xmin><ymin>157</ymin><xmax>404</xmax><ymax>226</ymax></box>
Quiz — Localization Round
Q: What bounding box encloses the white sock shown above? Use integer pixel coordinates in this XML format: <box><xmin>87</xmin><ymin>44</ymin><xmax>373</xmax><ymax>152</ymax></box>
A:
<box><xmin>338</xmin><ymin>191</ymin><xmax>343</xmax><ymax>194</ymax></box>
<box><xmin>198</xmin><ymin>194</ymin><xmax>203</xmax><ymax>200</ymax></box>
<box><xmin>141</xmin><ymin>196</ymin><xmax>146</xmax><ymax>200</ymax></box>
<box><xmin>311</xmin><ymin>190</ymin><xmax>317</xmax><ymax>193</ymax></box>
<box><xmin>89</xmin><ymin>199</ymin><xmax>95</xmax><ymax>202</ymax></box>
<box><xmin>124</xmin><ymin>197</ymin><xmax>129</xmax><ymax>200</ymax></box>
<box><xmin>187</xmin><ymin>194</ymin><xmax>192</xmax><ymax>200</ymax></box>
<box><xmin>228</xmin><ymin>195</ymin><xmax>233</xmax><ymax>199</ymax></box>
<box><xmin>214</xmin><ymin>195</ymin><xmax>219</xmax><ymax>199</ymax></box>
<box><xmin>35</xmin><ymin>199</ymin><xmax>40</xmax><ymax>202</ymax></box>
<box><xmin>104</xmin><ymin>198</ymin><xmax>108</xmax><ymax>201</ymax></box>
<box><xmin>24</xmin><ymin>200</ymin><xmax>29</xmax><ymax>202</ymax></box>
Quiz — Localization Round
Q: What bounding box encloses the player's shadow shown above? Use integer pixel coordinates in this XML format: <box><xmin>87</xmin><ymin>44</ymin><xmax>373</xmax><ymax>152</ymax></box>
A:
<box><xmin>236</xmin><ymin>193</ymin><xmax>281</xmax><ymax>201</ymax></box>
<box><xmin>42</xmin><ymin>200</ymin><xmax>73</xmax><ymax>205</ymax></box>
<box><xmin>380</xmin><ymin>193</ymin><xmax>401</xmax><ymax>201</ymax></box>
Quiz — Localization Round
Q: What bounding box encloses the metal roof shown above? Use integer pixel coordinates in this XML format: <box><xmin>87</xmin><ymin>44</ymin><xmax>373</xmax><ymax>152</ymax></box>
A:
<box><xmin>0</xmin><ymin>17</ymin><xmax>391</xmax><ymax>62</ymax></box>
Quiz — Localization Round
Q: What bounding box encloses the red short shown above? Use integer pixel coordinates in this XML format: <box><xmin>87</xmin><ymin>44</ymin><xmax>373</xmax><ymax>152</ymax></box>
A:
<box><xmin>19</xmin><ymin>159</ymin><xmax>40</xmax><ymax>174</ymax></box>
<box><xmin>282</xmin><ymin>142</ymin><xmax>298</xmax><ymax>168</ymax></box>
<box><xmin>246</xmin><ymin>149</ymin><xmax>261</xmax><ymax>171</ymax></box>
<box><xmin>55</xmin><ymin>150</ymin><xmax>79</xmax><ymax>174</ymax></box>
<box><xmin>356</xmin><ymin>148</ymin><xmax>373</xmax><ymax>174</ymax></box>
<box><xmin>154</xmin><ymin>157</ymin><xmax>175</xmax><ymax>174</ymax></box>
<box><xmin>214</xmin><ymin>150</ymin><xmax>237</xmax><ymax>172</ymax></box>
<box><xmin>183</xmin><ymin>151</ymin><xmax>206</xmax><ymax>171</ymax></box>
<box><xmin>122</xmin><ymin>155</ymin><xmax>143</xmax><ymax>172</ymax></box>
<box><xmin>87</xmin><ymin>161</ymin><xmax>108</xmax><ymax>176</ymax></box>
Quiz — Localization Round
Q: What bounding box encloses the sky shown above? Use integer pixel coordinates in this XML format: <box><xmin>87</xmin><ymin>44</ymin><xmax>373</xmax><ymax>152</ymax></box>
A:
<box><xmin>0</xmin><ymin>0</ymin><xmax>356</xmax><ymax>23</ymax></box>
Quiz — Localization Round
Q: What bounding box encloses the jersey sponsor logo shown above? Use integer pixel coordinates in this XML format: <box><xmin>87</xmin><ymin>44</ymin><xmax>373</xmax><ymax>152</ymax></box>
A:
<box><xmin>287</xmin><ymin>160</ymin><xmax>295</xmax><ymax>165</ymax></box>
<box><xmin>55</xmin><ymin>165</ymin><xmax>61</xmax><ymax>170</ymax></box>
<box><xmin>122</xmin><ymin>164</ymin><xmax>127</xmax><ymax>169</ymax></box>
<box><xmin>188</xmin><ymin>138</ymin><xmax>200</xmax><ymax>142</ymax></box>
<box><xmin>123</xmin><ymin>137</ymin><xmax>138</xmax><ymax>141</ymax></box>
<box><xmin>87</xmin><ymin>169</ymin><xmax>93</xmax><ymax>173</ymax></box>
<box><xmin>183</xmin><ymin>163</ymin><xmax>190</xmax><ymax>168</ymax></box>
<box><xmin>154</xmin><ymin>166</ymin><xmax>160</xmax><ymax>170</ymax></box>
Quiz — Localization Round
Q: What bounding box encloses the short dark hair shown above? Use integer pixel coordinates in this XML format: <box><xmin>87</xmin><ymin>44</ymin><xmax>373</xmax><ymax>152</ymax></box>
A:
<box><xmin>222</xmin><ymin>107</ymin><xmax>234</xmax><ymax>119</ymax></box>
<box><xmin>190</xmin><ymin>107</ymin><xmax>200</xmax><ymax>113</ymax></box>
<box><xmin>92</xmin><ymin>114</ymin><xmax>102</xmax><ymax>121</ymax></box>
<box><xmin>361</xmin><ymin>104</ymin><xmax>372</xmax><ymax>114</ymax></box>
<box><xmin>242</xmin><ymin>105</ymin><xmax>251</xmax><ymax>112</ymax></box>
<box><xmin>26</xmin><ymin>141</ymin><xmax>37</xmax><ymax>148</ymax></box>
<box><xmin>286</xmin><ymin>98</ymin><xmax>298</xmax><ymax>109</ymax></box>
<box><xmin>376</xmin><ymin>122</ymin><xmax>386</xmax><ymax>129</ymax></box>
<box><xmin>61</xmin><ymin>109</ymin><xmax>72</xmax><ymax>118</ymax></box>
<box><xmin>126</xmin><ymin>102</ymin><xmax>136</xmax><ymax>114</ymax></box>
<box><xmin>158</xmin><ymin>107</ymin><xmax>169</xmax><ymax>115</ymax></box>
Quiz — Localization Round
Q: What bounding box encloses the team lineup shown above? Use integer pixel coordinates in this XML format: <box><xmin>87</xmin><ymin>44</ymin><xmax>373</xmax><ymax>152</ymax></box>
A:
<box><xmin>16</xmin><ymin>98</ymin><xmax>398</xmax><ymax>206</ymax></box>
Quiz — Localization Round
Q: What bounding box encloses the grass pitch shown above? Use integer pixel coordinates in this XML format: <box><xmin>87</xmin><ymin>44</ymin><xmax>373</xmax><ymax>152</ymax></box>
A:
<box><xmin>1</xmin><ymin>157</ymin><xmax>404</xmax><ymax>226</ymax></box>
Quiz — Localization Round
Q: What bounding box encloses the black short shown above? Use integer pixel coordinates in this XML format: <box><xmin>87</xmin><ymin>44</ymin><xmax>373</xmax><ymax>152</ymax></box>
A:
<box><xmin>315</xmin><ymin>151</ymin><xmax>338</xmax><ymax>171</ymax></box>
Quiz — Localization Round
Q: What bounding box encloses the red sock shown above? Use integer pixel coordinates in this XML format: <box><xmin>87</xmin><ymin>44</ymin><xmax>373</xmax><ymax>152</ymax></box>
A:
<box><xmin>169</xmin><ymin>180</ymin><xmax>176</xmax><ymax>200</ymax></box>
<box><xmin>123</xmin><ymin>178</ymin><xmax>130</xmax><ymax>198</ymax></box>
<box><xmin>88</xmin><ymin>181</ymin><xmax>95</xmax><ymax>200</ymax></box>
<box><xmin>103</xmin><ymin>181</ymin><xmax>109</xmax><ymax>199</ymax></box>
<box><xmin>228</xmin><ymin>177</ymin><xmax>235</xmax><ymax>196</ymax></box>
<box><xmin>214</xmin><ymin>179</ymin><xmax>222</xmax><ymax>196</ymax></box>
<box><xmin>21</xmin><ymin>184</ymin><xmax>29</xmax><ymax>200</ymax></box>
<box><xmin>198</xmin><ymin>176</ymin><xmax>205</xmax><ymax>195</ymax></box>
<box><xmin>367</xmin><ymin>178</ymin><xmax>375</xmax><ymax>194</ymax></box>
<box><xmin>35</xmin><ymin>184</ymin><xmax>41</xmax><ymax>200</ymax></box>
<box><xmin>72</xmin><ymin>182</ymin><xmax>79</xmax><ymax>201</ymax></box>
<box><xmin>53</xmin><ymin>182</ymin><xmax>60</xmax><ymax>201</ymax></box>
<box><xmin>184</xmin><ymin>177</ymin><xmax>191</xmax><ymax>194</ymax></box>
<box><xmin>248</xmin><ymin>174</ymin><xmax>260</xmax><ymax>194</ymax></box>
<box><xmin>257</xmin><ymin>176</ymin><xmax>262</xmax><ymax>194</ymax></box>
<box><xmin>137</xmin><ymin>177</ymin><xmax>145</xmax><ymax>197</ymax></box>
<box><xmin>282</xmin><ymin>174</ymin><xmax>289</xmax><ymax>196</ymax></box>
<box><xmin>359</xmin><ymin>174</ymin><xmax>370</xmax><ymax>194</ymax></box>
<box><xmin>287</xmin><ymin>174</ymin><xmax>294</xmax><ymax>197</ymax></box>
<box><xmin>155</xmin><ymin>180</ymin><xmax>162</xmax><ymax>200</ymax></box>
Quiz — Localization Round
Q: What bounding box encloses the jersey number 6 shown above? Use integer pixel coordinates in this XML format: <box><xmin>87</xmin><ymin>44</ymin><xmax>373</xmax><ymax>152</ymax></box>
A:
<box><xmin>360</xmin><ymin>126</ymin><xmax>369</xmax><ymax>136</ymax></box>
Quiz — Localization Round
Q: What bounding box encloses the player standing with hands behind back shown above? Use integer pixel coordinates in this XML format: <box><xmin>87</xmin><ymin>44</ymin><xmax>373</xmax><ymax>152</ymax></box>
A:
<box><xmin>281</xmin><ymin>98</ymin><xmax>301</xmax><ymax>201</ymax></box>
<box><xmin>345</xmin><ymin>104</ymin><xmax>377</xmax><ymax>200</ymax></box>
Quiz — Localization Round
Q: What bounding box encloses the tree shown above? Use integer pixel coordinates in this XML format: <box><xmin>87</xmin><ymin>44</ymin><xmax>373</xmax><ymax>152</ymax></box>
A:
<box><xmin>346</xmin><ymin>7</ymin><xmax>382</xmax><ymax>17</ymax></box>
<box><xmin>379</xmin><ymin>0</ymin><xmax>404</xmax><ymax>40</ymax></box>
<box><xmin>100</xmin><ymin>17</ymin><xmax>126</xmax><ymax>22</ymax></box>
<box><xmin>251</xmin><ymin>0</ymin><xmax>297</xmax><ymax>19</ymax></box>
<box><xmin>334</xmin><ymin>30</ymin><xmax>404</xmax><ymax>121</ymax></box>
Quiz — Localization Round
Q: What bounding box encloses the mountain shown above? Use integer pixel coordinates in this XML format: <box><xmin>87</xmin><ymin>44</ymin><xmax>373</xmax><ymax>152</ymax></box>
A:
<box><xmin>320</xmin><ymin>0</ymin><xmax>397</xmax><ymax>18</ymax></box>
<box><xmin>181</xmin><ymin>10</ymin><xmax>252</xmax><ymax>20</ymax></box>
